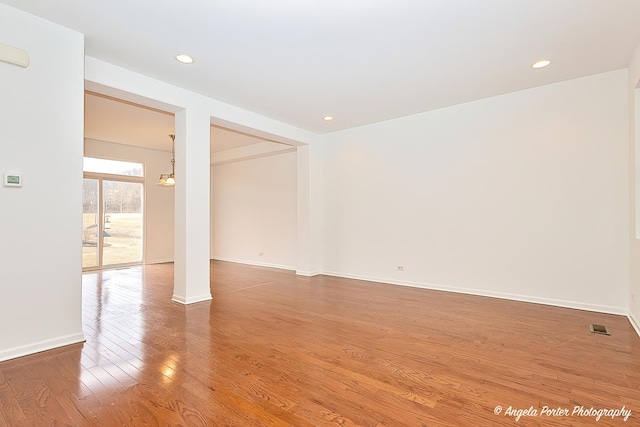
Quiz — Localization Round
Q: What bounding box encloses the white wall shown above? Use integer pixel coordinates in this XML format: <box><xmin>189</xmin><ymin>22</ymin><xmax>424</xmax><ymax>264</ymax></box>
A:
<box><xmin>211</xmin><ymin>152</ymin><xmax>297</xmax><ymax>270</ymax></box>
<box><xmin>320</xmin><ymin>69</ymin><xmax>629</xmax><ymax>314</ymax></box>
<box><xmin>84</xmin><ymin>139</ymin><xmax>175</xmax><ymax>264</ymax></box>
<box><xmin>628</xmin><ymin>40</ymin><xmax>640</xmax><ymax>335</ymax></box>
<box><xmin>0</xmin><ymin>5</ymin><xmax>85</xmax><ymax>361</ymax></box>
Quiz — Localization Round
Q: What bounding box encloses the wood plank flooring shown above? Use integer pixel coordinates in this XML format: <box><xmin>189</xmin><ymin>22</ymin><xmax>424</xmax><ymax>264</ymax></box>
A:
<box><xmin>1</xmin><ymin>261</ymin><xmax>639</xmax><ymax>426</ymax></box>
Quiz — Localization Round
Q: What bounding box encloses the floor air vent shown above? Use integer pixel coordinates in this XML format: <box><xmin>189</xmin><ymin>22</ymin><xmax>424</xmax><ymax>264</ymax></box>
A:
<box><xmin>590</xmin><ymin>324</ymin><xmax>610</xmax><ymax>335</ymax></box>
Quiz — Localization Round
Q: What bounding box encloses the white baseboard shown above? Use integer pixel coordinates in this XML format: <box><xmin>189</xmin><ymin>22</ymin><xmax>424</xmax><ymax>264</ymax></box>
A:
<box><xmin>145</xmin><ymin>258</ymin><xmax>174</xmax><ymax>265</ymax></box>
<box><xmin>296</xmin><ymin>270</ymin><xmax>322</xmax><ymax>277</ymax></box>
<box><xmin>171</xmin><ymin>294</ymin><xmax>213</xmax><ymax>305</ymax></box>
<box><xmin>0</xmin><ymin>332</ymin><xmax>86</xmax><ymax>363</ymax></box>
<box><xmin>148</xmin><ymin>258</ymin><xmax>297</xmax><ymax>272</ymax></box>
<box><xmin>628</xmin><ymin>312</ymin><xmax>640</xmax><ymax>338</ymax></box>
<box><xmin>144</xmin><ymin>259</ymin><xmax>636</xmax><ymax>326</ymax></box>
<box><xmin>321</xmin><ymin>270</ymin><xmax>628</xmax><ymax>316</ymax></box>
<box><xmin>211</xmin><ymin>257</ymin><xmax>295</xmax><ymax>272</ymax></box>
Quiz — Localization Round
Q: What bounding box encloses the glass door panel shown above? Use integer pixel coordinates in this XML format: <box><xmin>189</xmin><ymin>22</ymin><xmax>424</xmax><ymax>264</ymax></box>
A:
<box><xmin>82</xmin><ymin>178</ymin><xmax>100</xmax><ymax>269</ymax></box>
<box><xmin>102</xmin><ymin>180</ymin><xmax>143</xmax><ymax>266</ymax></box>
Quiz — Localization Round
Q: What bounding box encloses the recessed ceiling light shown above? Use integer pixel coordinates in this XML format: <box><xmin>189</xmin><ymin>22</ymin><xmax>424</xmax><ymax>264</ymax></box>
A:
<box><xmin>323</xmin><ymin>116</ymin><xmax>334</xmax><ymax>121</ymax></box>
<box><xmin>532</xmin><ymin>59</ymin><xmax>551</xmax><ymax>69</ymax></box>
<box><xmin>175</xmin><ymin>54</ymin><xmax>194</xmax><ymax>64</ymax></box>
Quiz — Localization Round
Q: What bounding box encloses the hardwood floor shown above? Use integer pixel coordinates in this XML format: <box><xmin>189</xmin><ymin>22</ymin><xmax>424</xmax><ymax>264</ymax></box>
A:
<box><xmin>1</xmin><ymin>261</ymin><xmax>639</xmax><ymax>426</ymax></box>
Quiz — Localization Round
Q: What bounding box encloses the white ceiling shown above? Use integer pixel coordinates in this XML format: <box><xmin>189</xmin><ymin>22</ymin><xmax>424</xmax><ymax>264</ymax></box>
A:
<box><xmin>85</xmin><ymin>92</ymin><xmax>267</xmax><ymax>153</ymax></box>
<box><xmin>6</xmin><ymin>0</ymin><xmax>640</xmax><ymax>133</ymax></box>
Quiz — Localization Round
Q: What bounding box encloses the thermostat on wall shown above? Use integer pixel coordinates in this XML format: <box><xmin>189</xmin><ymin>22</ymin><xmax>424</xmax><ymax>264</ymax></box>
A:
<box><xmin>4</xmin><ymin>173</ymin><xmax>22</xmax><ymax>187</ymax></box>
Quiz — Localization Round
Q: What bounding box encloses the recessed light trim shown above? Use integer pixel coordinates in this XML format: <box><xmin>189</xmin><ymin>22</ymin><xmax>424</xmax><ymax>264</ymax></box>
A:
<box><xmin>175</xmin><ymin>54</ymin><xmax>194</xmax><ymax>64</ymax></box>
<box><xmin>532</xmin><ymin>59</ymin><xmax>551</xmax><ymax>69</ymax></box>
<box><xmin>323</xmin><ymin>116</ymin><xmax>334</xmax><ymax>121</ymax></box>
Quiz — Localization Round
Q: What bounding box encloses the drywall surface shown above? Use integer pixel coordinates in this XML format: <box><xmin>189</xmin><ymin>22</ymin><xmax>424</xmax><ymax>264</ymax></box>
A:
<box><xmin>0</xmin><ymin>4</ymin><xmax>85</xmax><ymax>360</ymax></box>
<box><xmin>321</xmin><ymin>69</ymin><xmax>629</xmax><ymax>314</ymax></box>
<box><xmin>211</xmin><ymin>152</ymin><xmax>297</xmax><ymax>270</ymax></box>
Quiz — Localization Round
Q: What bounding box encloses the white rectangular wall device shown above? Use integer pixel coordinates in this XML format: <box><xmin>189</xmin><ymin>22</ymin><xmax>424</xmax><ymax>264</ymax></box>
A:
<box><xmin>4</xmin><ymin>173</ymin><xmax>22</xmax><ymax>187</ymax></box>
<box><xmin>0</xmin><ymin>42</ymin><xmax>29</xmax><ymax>68</ymax></box>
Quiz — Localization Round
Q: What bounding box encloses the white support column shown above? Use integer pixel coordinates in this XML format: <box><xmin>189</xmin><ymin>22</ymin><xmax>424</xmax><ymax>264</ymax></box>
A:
<box><xmin>296</xmin><ymin>145</ymin><xmax>312</xmax><ymax>275</ymax></box>
<box><xmin>296</xmin><ymin>143</ymin><xmax>323</xmax><ymax>276</ymax></box>
<box><xmin>172</xmin><ymin>108</ymin><xmax>212</xmax><ymax>304</ymax></box>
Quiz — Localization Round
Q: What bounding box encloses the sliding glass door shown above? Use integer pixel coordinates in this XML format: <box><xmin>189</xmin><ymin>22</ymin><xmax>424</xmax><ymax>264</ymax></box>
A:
<box><xmin>82</xmin><ymin>178</ymin><xmax>143</xmax><ymax>269</ymax></box>
<box><xmin>82</xmin><ymin>178</ymin><xmax>101</xmax><ymax>269</ymax></box>
<box><xmin>82</xmin><ymin>157</ymin><xmax>144</xmax><ymax>270</ymax></box>
<box><xmin>102</xmin><ymin>180</ymin><xmax>143</xmax><ymax>266</ymax></box>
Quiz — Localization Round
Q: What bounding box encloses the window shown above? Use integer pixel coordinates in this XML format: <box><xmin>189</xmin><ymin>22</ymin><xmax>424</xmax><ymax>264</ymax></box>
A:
<box><xmin>83</xmin><ymin>157</ymin><xmax>143</xmax><ymax>177</ymax></box>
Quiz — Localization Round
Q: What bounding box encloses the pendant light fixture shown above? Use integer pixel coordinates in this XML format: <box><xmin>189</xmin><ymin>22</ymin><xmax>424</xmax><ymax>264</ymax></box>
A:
<box><xmin>157</xmin><ymin>134</ymin><xmax>176</xmax><ymax>186</ymax></box>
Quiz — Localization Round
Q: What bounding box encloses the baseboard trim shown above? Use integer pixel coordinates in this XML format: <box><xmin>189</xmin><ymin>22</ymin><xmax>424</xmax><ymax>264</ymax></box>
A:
<box><xmin>145</xmin><ymin>258</ymin><xmax>174</xmax><ymax>265</ymax></box>
<box><xmin>171</xmin><ymin>294</ymin><xmax>213</xmax><ymax>305</ymax></box>
<box><xmin>211</xmin><ymin>257</ymin><xmax>295</xmax><ymax>272</ymax></box>
<box><xmin>628</xmin><ymin>312</ymin><xmax>640</xmax><ymax>338</ymax></box>
<box><xmin>296</xmin><ymin>270</ymin><xmax>322</xmax><ymax>277</ymax></box>
<box><xmin>321</xmin><ymin>270</ymin><xmax>628</xmax><ymax>316</ymax></box>
<box><xmin>0</xmin><ymin>332</ymin><xmax>86</xmax><ymax>363</ymax></box>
